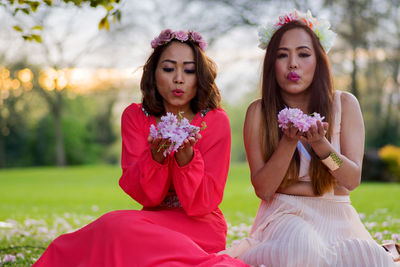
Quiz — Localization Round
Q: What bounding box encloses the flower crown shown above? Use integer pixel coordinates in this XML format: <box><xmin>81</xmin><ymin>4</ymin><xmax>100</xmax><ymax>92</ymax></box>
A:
<box><xmin>258</xmin><ymin>10</ymin><xmax>336</xmax><ymax>53</ymax></box>
<box><xmin>151</xmin><ymin>29</ymin><xmax>207</xmax><ymax>51</ymax></box>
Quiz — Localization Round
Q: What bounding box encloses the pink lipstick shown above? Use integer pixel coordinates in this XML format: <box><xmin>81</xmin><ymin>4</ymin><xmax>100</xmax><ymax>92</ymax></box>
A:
<box><xmin>287</xmin><ymin>72</ymin><xmax>300</xmax><ymax>82</ymax></box>
<box><xmin>173</xmin><ymin>89</ymin><xmax>184</xmax><ymax>96</ymax></box>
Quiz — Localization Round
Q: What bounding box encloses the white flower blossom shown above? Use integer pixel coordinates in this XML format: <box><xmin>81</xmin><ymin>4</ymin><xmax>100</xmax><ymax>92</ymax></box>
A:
<box><xmin>258</xmin><ymin>9</ymin><xmax>336</xmax><ymax>53</ymax></box>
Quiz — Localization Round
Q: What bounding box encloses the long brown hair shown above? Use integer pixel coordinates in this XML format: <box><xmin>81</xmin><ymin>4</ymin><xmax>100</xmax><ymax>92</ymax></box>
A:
<box><xmin>260</xmin><ymin>21</ymin><xmax>335</xmax><ymax>195</ymax></box>
<box><xmin>141</xmin><ymin>39</ymin><xmax>221</xmax><ymax>116</ymax></box>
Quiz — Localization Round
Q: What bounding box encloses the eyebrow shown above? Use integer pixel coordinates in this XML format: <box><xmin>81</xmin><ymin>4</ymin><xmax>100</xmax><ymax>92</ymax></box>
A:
<box><xmin>277</xmin><ymin>46</ymin><xmax>312</xmax><ymax>51</ymax></box>
<box><xmin>161</xmin><ymin>59</ymin><xmax>195</xmax><ymax>65</ymax></box>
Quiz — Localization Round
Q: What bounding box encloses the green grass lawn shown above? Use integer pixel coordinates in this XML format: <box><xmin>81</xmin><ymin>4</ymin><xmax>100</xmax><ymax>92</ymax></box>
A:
<box><xmin>0</xmin><ymin>164</ymin><xmax>399</xmax><ymax>265</ymax></box>
<box><xmin>0</xmin><ymin>163</ymin><xmax>399</xmax><ymax>224</ymax></box>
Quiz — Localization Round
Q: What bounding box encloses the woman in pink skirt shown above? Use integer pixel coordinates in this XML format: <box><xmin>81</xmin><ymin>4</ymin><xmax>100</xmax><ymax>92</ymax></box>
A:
<box><xmin>33</xmin><ymin>29</ymin><xmax>248</xmax><ymax>267</ymax></box>
<box><xmin>220</xmin><ymin>10</ymin><xmax>398</xmax><ymax>267</ymax></box>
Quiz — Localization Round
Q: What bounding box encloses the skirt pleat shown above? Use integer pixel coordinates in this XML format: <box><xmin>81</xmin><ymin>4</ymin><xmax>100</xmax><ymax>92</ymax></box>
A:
<box><xmin>231</xmin><ymin>193</ymin><xmax>395</xmax><ymax>267</ymax></box>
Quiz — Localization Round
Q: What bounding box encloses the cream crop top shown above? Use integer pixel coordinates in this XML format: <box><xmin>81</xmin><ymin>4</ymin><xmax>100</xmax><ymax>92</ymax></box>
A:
<box><xmin>297</xmin><ymin>90</ymin><xmax>342</xmax><ymax>182</ymax></box>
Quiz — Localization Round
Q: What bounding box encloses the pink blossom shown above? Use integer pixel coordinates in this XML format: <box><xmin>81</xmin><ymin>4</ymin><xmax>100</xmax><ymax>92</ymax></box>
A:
<box><xmin>278</xmin><ymin>108</ymin><xmax>304</xmax><ymax>129</ymax></box>
<box><xmin>392</xmin><ymin>234</ymin><xmax>399</xmax><ymax>241</ymax></box>
<box><xmin>278</xmin><ymin>107</ymin><xmax>324</xmax><ymax>132</ymax></box>
<box><xmin>189</xmin><ymin>31</ymin><xmax>203</xmax><ymax>42</ymax></box>
<box><xmin>198</xmin><ymin>40</ymin><xmax>207</xmax><ymax>50</ymax></box>
<box><xmin>174</xmin><ymin>30</ymin><xmax>189</xmax><ymax>42</ymax></box>
<box><xmin>158</xmin><ymin>29</ymin><xmax>175</xmax><ymax>43</ymax></box>
<box><xmin>365</xmin><ymin>222</ymin><xmax>377</xmax><ymax>229</ymax></box>
<box><xmin>151</xmin><ymin>29</ymin><xmax>175</xmax><ymax>48</ymax></box>
<box><xmin>277</xmin><ymin>12</ymin><xmax>298</xmax><ymax>26</ymax></box>
<box><xmin>150</xmin><ymin>112</ymin><xmax>203</xmax><ymax>156</ymax></box>
<box><xmin>284</xmin><ymin>16</ymin><xmax>293</xmax><ymax>23</ymax></box>
<box><xmin>277</xmin><ymin>16</ymin><xmax>286</xmax><ymax>26</ymax></box>
<box><xmin>150</xmin><ymin>124</ymin><xmax>158</xmax><ymax>138</ymax></box>
<box><xmin>150</xmin><ymin>38</ymin><xmax>159</xmax><ymax>49</ymax></box>
<box><xmin>151</xmin><ymin>29</ymin><xmax>207</xmax><ymax>51</ymax></box>
<box><xmin>3</xmin><ymin>254</ymin><xmax>16</xmax><ymax>263</ymax></box>
<box><xmin>374</xmin><ymin>232</ymin><xmax>383</xmax><ymax>240</ymax></box>
<box><xmin>189</xmin><ymin>31</ymin><xmax>208</xmax><ymax>50</ymax></box>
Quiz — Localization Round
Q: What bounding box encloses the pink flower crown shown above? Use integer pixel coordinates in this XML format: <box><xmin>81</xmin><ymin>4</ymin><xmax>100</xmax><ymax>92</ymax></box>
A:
<box><xmin>258</xmin><ymin>9</ymin><xmax>336</xmax><ymax>53</ymax></box>
<box><xmin>151</xmin><ymin>29</ymin><xmax>207</xmax><ymax>51</ymax></box>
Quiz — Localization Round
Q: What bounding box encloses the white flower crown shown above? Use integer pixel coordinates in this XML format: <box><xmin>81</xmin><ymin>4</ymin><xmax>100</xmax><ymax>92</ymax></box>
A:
<box><xmin>258</xmin><ymin>10</ymin><xmax>337</xmax><ymax>53</ymax></box>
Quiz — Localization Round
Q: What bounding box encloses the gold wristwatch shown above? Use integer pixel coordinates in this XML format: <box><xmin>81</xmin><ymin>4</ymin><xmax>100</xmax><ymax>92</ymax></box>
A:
<box><xmin>321</xmin><ymin>152</ymin><xmax>343</xmax><ymax>171</ymax></box>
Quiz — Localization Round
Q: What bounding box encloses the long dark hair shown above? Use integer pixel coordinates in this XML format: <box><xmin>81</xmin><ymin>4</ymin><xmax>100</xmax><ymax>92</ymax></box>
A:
<box><xmin>141</xmin><ymin>40</ymin><xmax>221</xmax><ymax>116</ymax></box>
<box><xmin>260</xmin><ymin>21</ymin><xmax>335</xmax><ymax>195</ymax></box>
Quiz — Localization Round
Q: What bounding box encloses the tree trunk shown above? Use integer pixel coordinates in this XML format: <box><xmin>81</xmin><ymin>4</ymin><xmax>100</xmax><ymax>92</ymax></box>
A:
<box><xmin>351</xmin><ymin>46</ymin><xmax>359</xmax><ymax>99</ymax></box>
<box><xmin>53</xmin><ymin>93</ymin><xmax>66</xmax><ymax>166</ymax></box>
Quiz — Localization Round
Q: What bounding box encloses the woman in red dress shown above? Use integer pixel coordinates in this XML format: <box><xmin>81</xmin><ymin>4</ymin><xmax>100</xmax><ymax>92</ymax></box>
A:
<box><xmin>33</xmin><ymin>29</ymin><xmax>248</xmax><ymax>267</ymax></box>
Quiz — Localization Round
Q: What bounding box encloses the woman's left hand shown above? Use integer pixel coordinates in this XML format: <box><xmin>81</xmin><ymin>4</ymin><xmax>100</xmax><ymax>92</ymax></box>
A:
<box><xmin>174</xmin><ymin>133</ymin><xmax>202</xmax><ymax>166</ymax></box>
<box><xmin>300</xmin><ymin>121</ymin><xmax>328</xmax><ymax>144</ymax></box>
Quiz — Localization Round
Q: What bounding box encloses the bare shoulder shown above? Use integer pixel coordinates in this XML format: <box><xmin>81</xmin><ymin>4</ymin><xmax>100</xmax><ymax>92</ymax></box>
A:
<box><xmin>340</xmin><ymin>91</ymin><xmax>361</xmax><ymax>111</ymax></box>
<box><xmin>244</xmin><ymin>99</ymin><xmax>263</xmax><ymax>138</ymax></box>
<box><xmin>246</xmin><ymin>99</ymin><xmax>263</xmax><ymax>117</ymax></box>
<box><xmin>339</xmin><ymin>91</ymin><xmax>364</xmax><ymax>135</ymax></box>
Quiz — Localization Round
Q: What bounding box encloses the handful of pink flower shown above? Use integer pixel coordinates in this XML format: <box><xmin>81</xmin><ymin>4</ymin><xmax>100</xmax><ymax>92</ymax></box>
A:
<box><xmin>149</xmin><ymin>112</ymin><xmax>206</xmax><ymax>156</ymax></box>
<box><xmin>278</xmin><ymin>108</ymin><xmax>325</xmax><ymax>132</ymax></box>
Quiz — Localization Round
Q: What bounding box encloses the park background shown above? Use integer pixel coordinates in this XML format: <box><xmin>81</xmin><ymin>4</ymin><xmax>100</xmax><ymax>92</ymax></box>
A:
<box><xmin>0</xmin><ymin>0</ymin><xmax>399</xmax><ymax>265</ymax></box>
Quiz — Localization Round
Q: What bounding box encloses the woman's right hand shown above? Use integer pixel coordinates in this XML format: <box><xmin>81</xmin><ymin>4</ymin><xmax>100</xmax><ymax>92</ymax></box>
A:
<box><xmin>147</xmin><ymin>135</ymin><xmax>168</xmax><ymax>164</ymax></box>
<box><xmin>281</xmin><ymin>125</ymin><xmax>303</xmax><ymax>142</ymax></box>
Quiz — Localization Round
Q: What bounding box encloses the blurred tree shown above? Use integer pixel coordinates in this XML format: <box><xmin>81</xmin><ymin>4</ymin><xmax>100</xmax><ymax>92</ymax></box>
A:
<box><xmin>32</xmin><ymin>95</ymin><xmax>107</xmax><ymax>165</ymax></box>
<box><xmin>323</xmin><ymin>0</ymin><xmax>382</xmax><ymax>100</ymax></box>
<box><xmin>382</xmin><ymin>0</ymin><xmax>400</xmax><ymax>146</ymax></box>
<box><xmin>87</xmin><ymin>90</ymin><xmax>117</xmax><ymax>146</ymax></box>
<box><xmin>359</xmin><ymin>0</ymin><xmax>400</xmax><ymax>148</ymax></box>
<box><xmin>16</xmin><ymin>3</ymin><xmax>122</xmax><ymax>166</ymax></box>
<box><xmin>223</xmin><ymin>90</ymin><xmax>259</xmax><ymax>163</ymax></box>
<box><xmin>2</xmin><ymin>0</ymin><xmax>400</xmax><ymax>167</ymax></box>
<box><xmin>33</xmin><ymin>68</ymin><xmax>67</xmax><ymax>166</ymax></box>
<box><xmin>0</xmin><ymin>62</ymin><xmax>42</xmax><ymax>167</ymax></box>
<box><xmin>1</xmin><ymin>0</ymin><xmax>121</xmax><ymax>42</ymax></box>
<box><xmin>362</xmin><ymin>53</ymin><xmax>396</xmax><ymax>148</ymax></box>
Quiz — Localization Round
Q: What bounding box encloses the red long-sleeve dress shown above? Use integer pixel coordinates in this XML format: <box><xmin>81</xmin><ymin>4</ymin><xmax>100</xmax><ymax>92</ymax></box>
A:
<box><xmin>33</xmin><ymin>103</ymin><xmax>248</xmax><ymax>267</ymax></box>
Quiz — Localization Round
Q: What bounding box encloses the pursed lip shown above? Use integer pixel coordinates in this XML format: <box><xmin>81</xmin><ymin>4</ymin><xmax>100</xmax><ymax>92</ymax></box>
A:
<box><xmin>287</xmin><ymin>72</ymin><xmax>300</xmax><ymax>82</ymax></box>
<box><xmin>172</xmin><ymin>89</ymin><xmax>184</xmax><ymax>96</ymax></box>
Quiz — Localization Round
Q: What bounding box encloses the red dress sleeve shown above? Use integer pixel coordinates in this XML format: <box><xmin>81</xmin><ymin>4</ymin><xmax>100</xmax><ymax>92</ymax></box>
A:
<box><xmin>118</xmin><ymin>104</ymin><xmax>171</xmax><ymax>207</ymax></box>
<box><xmin>171</xmin><ymin>109</ymin><xmax>231</xmax><ymax>216</ymax></box>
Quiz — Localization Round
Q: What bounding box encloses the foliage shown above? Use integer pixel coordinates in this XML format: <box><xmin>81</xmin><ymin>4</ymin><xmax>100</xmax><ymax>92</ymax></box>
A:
<box><xmin>0</xmin><ymin>62</ymin><xmax>42</xmax><ymax>168</ymax></box>
<box><xmin>323</xmin><ymin>0</ymin><xmax>382</xmax><ymax>99</ymax></box>
<box><xmin>222</xmin><ymin>103</ymin><xmax>247</xmax><ymax>163</ymax></box>
<box><xmin>29</xmin><ymin>95</ymin><xmax>118</xmax><ymax>166</ymax></box>
<box><xmin>379</xmin><ymin>145</ymin><xmax>400</xmax><ymax>181</ymax></box>
<box><xmin>223</xmin><ymin>91</ymin><xmax>258</xmax><ymax>163</ymax></box>
<box><xmin>0</xmin><ymin>63</ymin><xmax>120</xmax><ymax>167</ymax></box>
<box><xmin>0</xmin><ymin>93</ymin><xmax>33</xmax><ymax>168</ymax></box>
<box><xmin>1</xmin><ymin>0</ymin><xmax>122</xmax><ymax>42</ymax></box>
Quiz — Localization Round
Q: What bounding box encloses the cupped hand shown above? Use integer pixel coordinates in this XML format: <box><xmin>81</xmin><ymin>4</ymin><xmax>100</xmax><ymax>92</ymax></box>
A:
<box><xmin>282</xmin><ymin>125</ymin><xmax>303</xmax><ymax>142</ymax></box>
<box><xmin>301</xmin><ymin>121</ymin><xmax>328</xmax><ymax>144</ymax></box>
<box><xmin>147</xmin><ymin>135</ymin><xmax>169</xmax><ymax>164</ymax></box>
<box><xmin>175</xmin><ymin>133</ymin><xmax>202</xmax><ymax>166</ymax></box>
